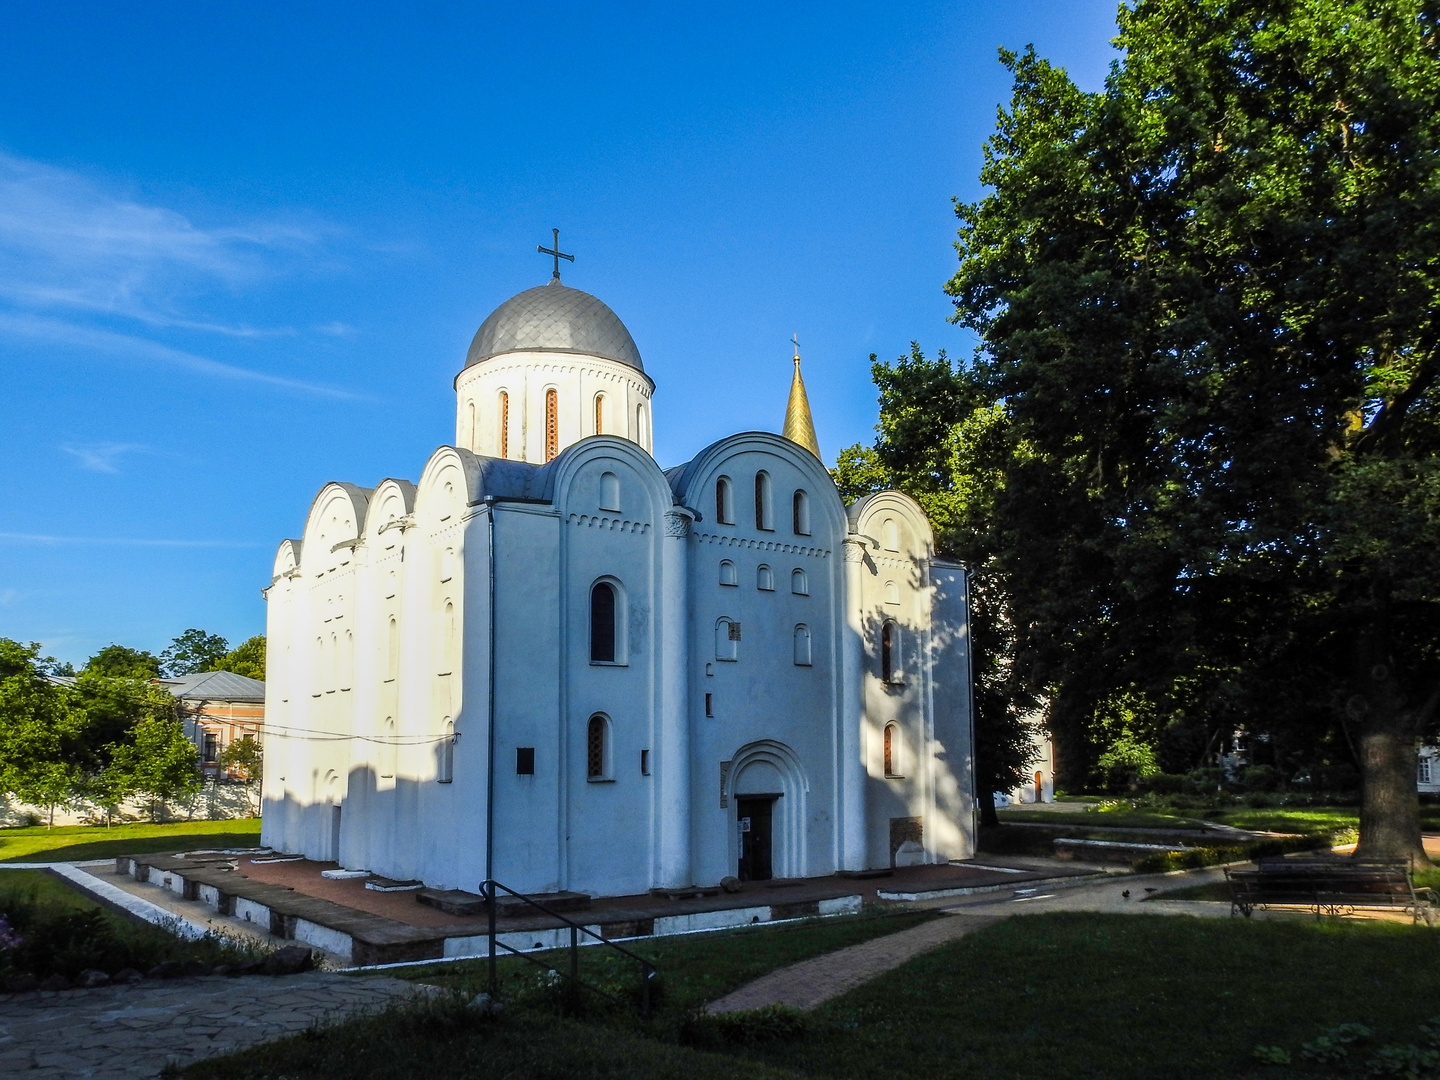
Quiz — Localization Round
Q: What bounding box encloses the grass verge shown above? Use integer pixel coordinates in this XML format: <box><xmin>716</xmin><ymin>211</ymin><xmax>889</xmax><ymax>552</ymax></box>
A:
<box><xmin>0</xmin><ymin>867</ymin><xmax>264</xmax><ymax>980</ymax></box>
<box><xmin>0</xmin><ymin>818</ymin><xmax>261</xmax><ymax>863</ymax></box>
<box><xmin>178</xmin><ymin>911</ymin><xmax>1440</xmax><ymax>1080</ymax></box>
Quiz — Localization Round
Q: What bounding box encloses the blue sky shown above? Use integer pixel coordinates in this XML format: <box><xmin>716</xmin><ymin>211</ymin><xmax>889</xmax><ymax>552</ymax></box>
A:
<box><xmin>0</xmin><ymin>2</ymin><xmax>1119</xmax><ymax>666</ymax></box>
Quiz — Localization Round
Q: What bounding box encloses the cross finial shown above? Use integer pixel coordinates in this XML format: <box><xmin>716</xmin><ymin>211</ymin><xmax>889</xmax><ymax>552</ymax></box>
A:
<box><xmin>537</xmin><ymin>228</ymin><xmax>574</xmax><ymax>282</ymax></box>
<box><xmin>792</xmin><ymin>333</ymin><xmax>801</xmax><ymax>362</ymax></box>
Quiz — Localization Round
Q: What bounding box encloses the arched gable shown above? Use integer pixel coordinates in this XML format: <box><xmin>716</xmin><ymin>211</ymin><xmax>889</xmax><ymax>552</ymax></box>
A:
<box><xmin>845</xmin><ymin>490</ymin><xmax>936</xmax><ymax>562</ymax></box>
<box><xmin>668</xmin><ymin>431</ymin><xmax>845</xmax><ymax>538</ymax></box>
<box><xmin>300</xmin><ymin>483</ymin><xmax>372</xmax><ymax>576</ymax></box>
<box><xmin>415</xmin><ymin>447</ymin><xmax>483</xmax><ymax>529</ymax></box>
<box><xmin>272</xmin><ymin>538</ymin><xmax>302</xmax><ymax>581</ymax></box>
<box><xmin>544</xmin><ymin>435</ymin><xmax>672</xmax><ymax>526</ymax></box>
<box><xmin>363</xmin><ymin>479</ymin><xmax>417</xmax><ymax>543</ymax></box>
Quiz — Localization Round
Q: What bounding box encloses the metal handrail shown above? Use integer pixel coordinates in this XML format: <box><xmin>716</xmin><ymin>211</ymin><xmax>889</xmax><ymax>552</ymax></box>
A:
<box><xmin>483</xmin><ymin>878</ymin><xmax>658</xmax><ymax>1017</ymax></box>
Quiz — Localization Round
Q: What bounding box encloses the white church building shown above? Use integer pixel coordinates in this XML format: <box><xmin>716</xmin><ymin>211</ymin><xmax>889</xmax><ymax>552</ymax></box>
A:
<box><xmin>260</xmin><ymin>259</ymin><xmax>977</xmax><ymax>898</ymax></box>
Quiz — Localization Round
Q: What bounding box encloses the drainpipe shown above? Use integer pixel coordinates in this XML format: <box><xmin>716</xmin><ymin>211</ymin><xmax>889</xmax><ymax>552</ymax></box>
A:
<box><xmin>484</xmin><ymin>496</ymin><xmax>497</xmax><ymax>997</ymax></box>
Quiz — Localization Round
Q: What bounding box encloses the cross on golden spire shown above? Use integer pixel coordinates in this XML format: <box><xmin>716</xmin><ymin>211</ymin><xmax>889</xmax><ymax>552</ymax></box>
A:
<box><xmin>782</xmin><ymin>333</ymin><xmax>821</xmax><ymax>459</ymax></box>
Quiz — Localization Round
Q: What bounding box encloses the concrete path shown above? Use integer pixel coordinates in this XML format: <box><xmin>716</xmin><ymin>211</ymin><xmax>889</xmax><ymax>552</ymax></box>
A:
<box><xmin>0</xmin><ymin>971</ymin><xmax>430</xmax><ymax>1079</ymax></box>
<box><xmin>705</xmin><ymin>865</ymin><xmax>1253</xmax><ymax>1015</ymax></box>
<box><xmin>705</xmin><ymin>912</ymin><xmax>1000</xmax><ymax>1013</ymax></box>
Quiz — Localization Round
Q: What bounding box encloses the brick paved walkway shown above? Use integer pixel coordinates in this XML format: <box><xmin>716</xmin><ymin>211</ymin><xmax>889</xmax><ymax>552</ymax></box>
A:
<box><xmin>705</xmin><ymin>912</ymin><xmax>1000</xmax><ymax>1013</ymax></box>
<box><xmin>0</xmin><ymin>972</ymin><xmax>429</xmax><ymax>1078</ymax></box>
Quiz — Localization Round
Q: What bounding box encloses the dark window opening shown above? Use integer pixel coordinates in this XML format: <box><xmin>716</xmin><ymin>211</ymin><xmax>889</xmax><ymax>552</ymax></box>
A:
<box><xmin>203</xmin><ymin>733</ymin><xmax>218</xmax><ymax>764</ymax></box>
<box><xmin>587</xmin><ymin>716</ymin><xmax>606</xmax><ymax>779</ymax></box>
<box><xmin>755</xmin><ymin>473</ymin><xmax>771</xmax><ymax>530</ymax></box>
<box><xmin>705</xmin><ymin>693</ymin><xmax>714</xmax><ymax>717</ymax></box>
<box><xmin>590</xmin><ymin>582</ymin><xmax>616</xmax><ymax>662</ymax></box>
<box><xmin>516</xmin><ymin>747</ymin><xmax>535</xmax><ymax>775</ymax></box>
<box><xmin>881</xmin><ymin>621</ymin><xmax>896</xmax><ymax>682</ymax></box>
<box><xmin>641</xmin><ymin>749</ymin><xmax>650</xmax><ymax>775</ymax></box>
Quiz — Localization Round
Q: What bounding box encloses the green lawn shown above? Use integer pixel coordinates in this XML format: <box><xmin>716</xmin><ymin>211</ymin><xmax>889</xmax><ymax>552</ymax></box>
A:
<box><xmin>388</xmin><ymin>907</ymin><xmax>942</xmax><ymax>1018</ymax></box>
<box><xmin>996</xmin><ymin>807</ymin><xmax>1205</xmax><ymax>829</ymax></box>
<box><xmin>0</xmin><ymin>818</ymin><xmax>261</xmax><ymax>863</ymax></box>
<box><xmin>178</xmin><ymin>911</ymin><xmax>1440</xmax><ymax>1080</ymax></box>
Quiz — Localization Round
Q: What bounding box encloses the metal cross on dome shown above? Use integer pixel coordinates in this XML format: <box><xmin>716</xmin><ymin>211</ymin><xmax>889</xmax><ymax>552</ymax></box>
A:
<box><xmin>537</xmin><ymin>228</ymin><xmax>574</xmax><ymax>282</ymax></box>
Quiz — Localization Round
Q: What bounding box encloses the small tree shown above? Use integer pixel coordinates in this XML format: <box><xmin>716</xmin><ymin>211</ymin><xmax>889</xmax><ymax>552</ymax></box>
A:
<box><xmin>0</xmin><ymin>640</ymin><xmax>86</xmax><ymax>827</ymax></box>
<box><xmin>84</xmin><ymin>645</ymin><xmax>161</xmax><ymax>680</ymax></box>
<box><xmin>160</xmin><ymin>629</ymin><xmax>229</xmax><ymax>678</ymax></box>
<box><xmin>107</xmin><ymin>701</ymin><xmax>201</xmax><ymax>822</ymax></box>
<box><xmin>213</xmin><ymin>636</ymin><xmax>265</xmax><ymax>681</ymax></box>
<box><xmin>219</xmin><ymin>735</ymin><xmax>263</xmax><ymax>815</ymax></box>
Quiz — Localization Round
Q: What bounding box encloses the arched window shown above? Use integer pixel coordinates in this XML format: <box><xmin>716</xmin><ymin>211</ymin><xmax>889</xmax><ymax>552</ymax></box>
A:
<box><xmin>594</xmin><ymin>393</ymin><xmax>605</xmax><ymax>435</ymax></box>
<box><xmin>381</xmin><ymin>718</ymin><xmax>396</xmax><ymax>779</ymax></box>
<box><xmin>545</xmin><ymin>388</ymin><xmax>559</xmax><ymax>462</ymax></box>
<box><xmin>599</xmin><ymin>471</ymin><xmax>620</xmax><ymax>512</ymax></box>
<box><xmin>590</xmin><ymin>581</ymin><xmax>617</xmax><ymax>663</ymax></box>
<box><xmin>883</xmin><ymin>518</ymin><xmax>899</xmax><ymax>551</ymax></box>
<box><xmin>587</xmin><ymin>714</ymin><xmax>608</xmax><ymax>779</ymax></box>
<box><xmin>881</xmin><ymin>620</ymin><xmax>900</xmax><ymax>683</ymax></box>
<box><xmin>341</xmin><ymin>630</ymin><xmax>354</xmax><ymax>690</ymax></box>
<box><xmin>757</xmin><ymin>564</ymin><xmax>774</xmax><ymax>591</ymax></box>
<box><xmin>468</xmin><ymin>402</ymin><xmax>476</xmax><ymax>448</ymax></box>
<box><xmin>715</xmin><ymin>617</ymin><xmax>738</xmax><ymax>662</ymax></box>
<box><xmin>440</xmin><ymin>547</ymin><xmax>455</xmax><ymax>583</ymax></box>
<box><xmin>716</xmin><ymin>477</ymin><xmax>734</xmax><ymax>524</ymax></box>
<box><xmin>793</xmin><ymin>490</ymin><xmax>810</xmax><ymax>535</ymax></box>
<box><xmin>386</xmin><ymin>618</ymin><xmax>399</xmax><ymax>682</ymax></box>
<box><xmin>884</xmin><ymin>723</ymin><xmax>901</xmax><ymax>776</ymax></box>
<box><xmin>636</xmin><ymin>403</ymin><xmax>648</xmax><ymax>447</ymax></box>
<box><xmin>884</xmin><ymin>580</ymin><xmax>900</xmax><ymax>606</ymax></box>
<box><xmin>498</xmin><ymin>391</ymin><xmax>509</xmax><ymax>459</ymax></box>
<box><xmin>438</xmin><ymin>718</ymin><xmax>454</xmax><ymax>783</ymax></box>
<box><xmin>791</xmin><ymin>568</ymin><xmax>809</xmax><ymax>596</ymax></box>
<box><xmin>755</xmin><ymin>472</ymin><xmax>772</xmax><ymax>530</ymax></box>
<box><xmin>441</xmin><ymin>602</ymin><xmax>456</xmax><ymax>675</ymax></box>
<box><xmin>793</xmin><ymin>624</ymin><xmax>812</xmax><ymax>666</ymax></box>
<box><xmin>719</xmin><ymin>559</ymin><xmax>738</xmax><ymax>586</ymax></box>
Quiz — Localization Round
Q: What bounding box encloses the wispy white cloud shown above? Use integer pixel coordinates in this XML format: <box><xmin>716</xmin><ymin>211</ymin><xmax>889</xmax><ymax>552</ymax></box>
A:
<box><xmin>60</xmin><ymin>441</ymin><xmax>151</xmax><ymax>474</ymax></box>
<box><xmin>0</xmin><ymin>312</ymin><xmax>363</xmax><ymax>399</ymax></box>
<box><xmin>0</xmin><ymin>151</ymin><xmax>327</xmax><ymax>334</ymax></box>
<box><xmin>0</xmin><ymin>532</ymin><xmax>264</xmax><ymax>548</ymax></box>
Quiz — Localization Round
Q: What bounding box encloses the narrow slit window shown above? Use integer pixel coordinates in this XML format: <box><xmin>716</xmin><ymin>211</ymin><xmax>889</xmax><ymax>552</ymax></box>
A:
<box><xmin>755</xmin><ymin>472</ymin><xmax>771</xmax><ymax>530</ymax></box>
<box><xmin>791</xmin><ymin>568</ymin><xmax>808</xmax><ymax>596</ymax></box>
<box><xmin>587</xmin><ymin>715</ymin><xmax>606</xmax><ymax>779</ymax></box>
<box><xmin>716</xmin><ymin>477</ymin><xmax>733</xmax><ymax>524</ymax></box>
<box><xmin>884</xmin><ymin>723</ymin><xmax>899</xmax><ymax>776</ymax></box>
<box><xmin>705</xmin><ymin>693</ymin><xmax>714</xmax><ymax>717</ymax></box>
<box><xmin>881</xmin><ymin>620</ymin><xmax>899</xmax><ymax>682</ymax></box>
<box><xmin>516</xmin><ymin>747</ymin><xmax>535</xmax><ymax>775</ymax></box>
<box><xmin>590</xmin><ymin>582</ymin><xmax>617</xmax><ymax>663</ymax></box>
<box><xmin>594</xmin><ymin>393</ymin><xmax>605</xmax><ymax>435</ymax></box>
<box><xmin>793</xmin><ymin>624</ymin><xmax>812</xmax><ymax>666</ymax></box>
<box><xmin>792</xmin><ymin>490</ymin><xmax>810</xmax><ymax>535</ymax></box>
<box><xmin>599</xmin><ymin>471</ymin><xmax>620</xmax><ymax>512</ymax></box>
<box><xmin>545</xmin><ymin>388</ymin><xmax>559</xmax><ymax>461</ymax></box>
<box><xmin>498</xmin><ymin>391</ymin><xmax>509</xmax><ymax>459</ymax></box>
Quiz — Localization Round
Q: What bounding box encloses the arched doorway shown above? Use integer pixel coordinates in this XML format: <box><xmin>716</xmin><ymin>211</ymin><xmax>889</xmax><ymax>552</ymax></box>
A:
<box><xmin>727</xmin><ymin>741</ymin><xmax>808</xmax><ymax>881</ymax></box>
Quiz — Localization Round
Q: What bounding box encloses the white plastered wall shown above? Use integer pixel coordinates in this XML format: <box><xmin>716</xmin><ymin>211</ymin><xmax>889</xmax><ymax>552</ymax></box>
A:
<box><xmin>454</xmin><ymin>352</ymin><xmax>655</xmax><ymax>462</ymax></box>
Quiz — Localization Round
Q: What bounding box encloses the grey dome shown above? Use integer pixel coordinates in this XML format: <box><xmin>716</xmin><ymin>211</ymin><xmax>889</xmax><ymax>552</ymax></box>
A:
<box><xmin>465</xmin><ymin>280</ymin><xmax>644</xmax><ymax>372</ymax></box>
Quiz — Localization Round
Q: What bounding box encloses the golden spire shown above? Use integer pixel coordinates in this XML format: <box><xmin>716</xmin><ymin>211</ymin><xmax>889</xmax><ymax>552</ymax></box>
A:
<box><xmin>782</xmin><ymin>333</ymin><xmax>821</xmax><ymax>459</ymax></box>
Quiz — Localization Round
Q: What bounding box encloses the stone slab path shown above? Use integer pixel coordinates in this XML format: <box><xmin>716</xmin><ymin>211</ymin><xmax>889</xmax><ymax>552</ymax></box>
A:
<box><xmin>705</xmin><ymin>912</ymin><xmax>1000</xmax><ymax>1013</ymax></box>
<box><xmin>0</xmin><ymin>972</ymin><xmax>430</xmax><ymax>1079</ymax></box>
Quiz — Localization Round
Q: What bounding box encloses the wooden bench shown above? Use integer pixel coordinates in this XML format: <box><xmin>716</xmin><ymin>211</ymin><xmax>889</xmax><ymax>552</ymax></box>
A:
<box><xmin>1226</xmin><ymin>858</ymin><xmax>1437</xmax><ymax>925</ymax></box>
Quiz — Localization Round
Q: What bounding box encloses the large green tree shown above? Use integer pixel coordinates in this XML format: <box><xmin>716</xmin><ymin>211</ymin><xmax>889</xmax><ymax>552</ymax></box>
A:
<box><xmin>84</xmin><ymin>644</ymin><xmax>161</xmax><ymax>680</ymax></box>
<box><xmin>944</xmin><ymin>0</ymin><xmax>1440</xmax><ymax>859</ymax></box>
<box><xmin>836</xmin><ymin>346</ymin><xmax>1041</xmax><ymax>825</ymax></box>
<box><xmin>160</xmin><ymin>629</ymin><xmax>229</xmax><ymax>677</ymax></box>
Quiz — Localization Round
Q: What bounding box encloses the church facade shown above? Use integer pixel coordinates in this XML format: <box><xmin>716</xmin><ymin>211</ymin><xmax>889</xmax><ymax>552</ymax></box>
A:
<box><xmin>260</xmin><ymin>271</ymin><xmax>977</xmax><ymax>897</ymax></box>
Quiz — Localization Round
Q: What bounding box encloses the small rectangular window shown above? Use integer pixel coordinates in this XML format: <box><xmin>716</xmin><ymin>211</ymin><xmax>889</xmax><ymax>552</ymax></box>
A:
<box><xmin>641</xmin><ymin>749</ymin><xmax>651</xmax><ymax>775</ymax></box>
<box><xmin>516</xmin><ymin>747</ymin><xmax>535</xmax><ymax>775</ymax></box>
<box><xmin>705</xmin><ymin>693</ymin><xmax>714</xmax><ymax>717</ymax></box>
<box><xmin>1421</xmin><ymin>758</ymin><xmax>1433</xmax><ymax>785</ymax></box>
